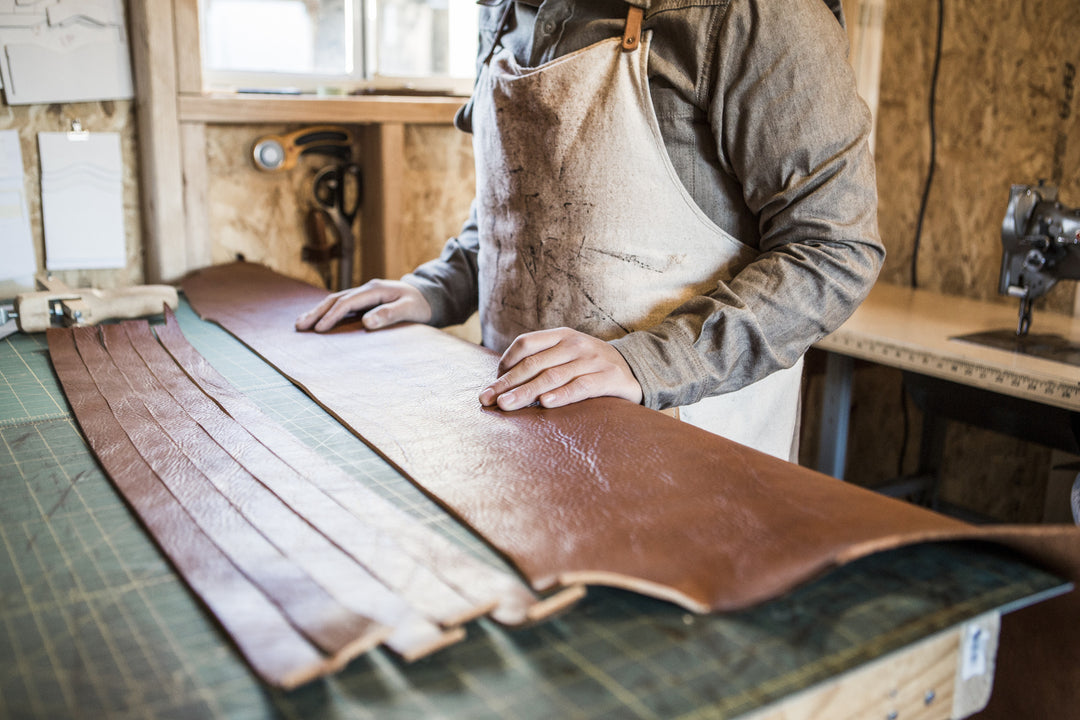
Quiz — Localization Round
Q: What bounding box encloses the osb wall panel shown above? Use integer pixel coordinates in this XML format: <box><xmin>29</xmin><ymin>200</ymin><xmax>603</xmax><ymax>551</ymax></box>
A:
<box><xmin>400</xmin><ymin>124</ymin><xmax>476</xmax><ymax>274</ymax></box>
<box><xmin>875</xmin><ymin>0</ymin><xmax>1080</xmax><ymax>308</ymax></box>
<box><xmin>401</xmin><ymin>123</ymin><xmax>481</xmax><ymax>342</ymax></box>
<box><xmin>203</xmin><ymin>122</ymin><xmax>476</xmax><ymax>296</ymax></box>
<box><xmin>0</xmin><ymin>101</ymin><xmax>143</xmax><ymax>291</ymax></box>
<box><xmin>804</xmin><ymin>0</ymin><xmax>1080</xmax><ymax>522</ymax></box>
<box><xmin>204</xmin><ymin>123</ymin><xmax>339</xmax><ymax>290</ymax></box>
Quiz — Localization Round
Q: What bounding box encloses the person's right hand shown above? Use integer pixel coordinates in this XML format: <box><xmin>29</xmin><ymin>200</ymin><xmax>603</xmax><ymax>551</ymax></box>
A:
<box><xmin>294</xmin><ymin>279</ymin><xmax>433</xmax><ymax>333</ymax></box>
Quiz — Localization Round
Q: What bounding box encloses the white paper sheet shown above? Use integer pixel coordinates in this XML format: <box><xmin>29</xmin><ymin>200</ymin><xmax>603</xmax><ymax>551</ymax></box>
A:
<box><xmin>38</xmin><ymin>130</ymin><xmax>126</xmax><ymax>271</ymax></box>
<box><xmin>3</xmin><ymin>33</ymin><xmax>132</xmax><ymax>104</ymax></box>
<box><xmin>0</xmin><ymin>0</ymin><xmax>132</xmax><ymax>104</ymax></box>
<box><xmin>0</xmin><ymin>129</ymin><xmax>36</xmax><ymax>293</ymax></box>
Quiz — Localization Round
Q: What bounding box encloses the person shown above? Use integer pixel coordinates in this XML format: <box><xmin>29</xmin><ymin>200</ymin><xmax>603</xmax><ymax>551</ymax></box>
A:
<box><xmin>296</xmin><ymin>0</ymin><xmax>883</xmax><ymax>461</ymax></box>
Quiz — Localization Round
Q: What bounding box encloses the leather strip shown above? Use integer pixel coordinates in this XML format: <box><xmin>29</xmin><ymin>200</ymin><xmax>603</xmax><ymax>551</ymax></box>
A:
<box><xmin>69</xmin><ymin>325</ymin><xmax>386</xmax><ymax>662</ymax></box>
<box><xmin>180</xmin><ymin>263</ymin><xmax>1080</xmax><ymax>610</ymax></box>
<box><xmin>50</xmin><ymin>306</ymin><xmax>585</xmax><ymax>687</ymax></box>
<box><xmin>153</xmin><ymin>307</ymin><xmax>581</xmax><ymax>626</ymax></box>
<box><xmin>112</xmin><ymin>321</ymin><xmax>466</xmax><ymax>657</ymax></box>
<box><xmin>47</xmin><ymin>328</ymin><xmax>331</xmax><ymax>689</ymax></box>
<box><xmin>110</xmin><ymin>320</ymin><xmax>482</xmax><ymax>629</ymax></box>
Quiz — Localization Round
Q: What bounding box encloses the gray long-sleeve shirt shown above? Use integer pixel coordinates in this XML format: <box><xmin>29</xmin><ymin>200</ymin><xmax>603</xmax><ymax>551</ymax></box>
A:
<box><xmin>404</xmin><ymin>0</ymin><xmax>884</xmax><ymax>411</ymax></box>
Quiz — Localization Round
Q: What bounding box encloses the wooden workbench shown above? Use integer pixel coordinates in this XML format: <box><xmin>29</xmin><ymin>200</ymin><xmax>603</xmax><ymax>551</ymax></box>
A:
<box><xmin>0</xmin><ymin>302</ymin><xmax>1068</xmax><ymax>719</ymax></box>
<box><xmin>813</xmin><ymin>282</ymin><xmax>1080</xmax><ymax>481</ymax></box>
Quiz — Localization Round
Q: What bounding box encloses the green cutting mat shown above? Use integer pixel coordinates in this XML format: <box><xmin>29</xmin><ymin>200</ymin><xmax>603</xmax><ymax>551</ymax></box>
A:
<box><xmin>0</xmin><ymin>302</ymin><xmax>1068</xmax><ymax>720</ymax></box>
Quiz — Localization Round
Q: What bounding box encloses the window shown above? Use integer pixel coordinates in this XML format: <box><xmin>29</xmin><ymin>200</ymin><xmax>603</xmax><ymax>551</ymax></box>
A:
<box><xmin>200</xmin><ymin>0</ymin><xmax>478</xmax><ymax>95</ymax></box>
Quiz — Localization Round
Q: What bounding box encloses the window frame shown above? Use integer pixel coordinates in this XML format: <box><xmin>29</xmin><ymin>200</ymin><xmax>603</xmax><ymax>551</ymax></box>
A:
<box><xmin>198</xmin><ymin>0</ymin><xmax>475</xmax><ymax>97</ymax></box>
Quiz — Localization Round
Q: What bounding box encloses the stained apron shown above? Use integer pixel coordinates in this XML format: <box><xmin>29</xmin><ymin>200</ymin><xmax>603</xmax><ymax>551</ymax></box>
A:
<box><xmin>471</xmin><ymin>27</ymin><xmax>804</xmax><ymax>461</ymax></box>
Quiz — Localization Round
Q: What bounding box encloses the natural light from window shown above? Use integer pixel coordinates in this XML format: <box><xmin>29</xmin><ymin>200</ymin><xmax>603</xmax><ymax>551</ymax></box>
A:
<box><xmin>200</xmin><ymin>0</ymin><xmax>477</xmax><ymax>94</ymax></box>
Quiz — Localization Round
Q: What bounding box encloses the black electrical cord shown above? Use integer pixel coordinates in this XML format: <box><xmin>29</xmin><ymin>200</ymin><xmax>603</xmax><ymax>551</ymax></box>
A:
<box><xmin>910</xmin><ymin>0</ymin><xmax>944</xmax><ymax>289</ymax></box>
<box><xmin>900</xmin><ymin>0</ymin><xmax>944</xmax><ymax>477</ymax></box>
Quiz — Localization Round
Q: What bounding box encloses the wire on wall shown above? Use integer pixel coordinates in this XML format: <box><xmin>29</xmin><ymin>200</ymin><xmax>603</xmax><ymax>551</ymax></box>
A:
<box><xmin>899</xmin><ymin>0</ymin><xmax>945</xmax><ymax>478</ymax></box>
<box><xmin>909</xmin><ymin>0</ymin><xmax>945</xmax><ymax>290</ymax></box>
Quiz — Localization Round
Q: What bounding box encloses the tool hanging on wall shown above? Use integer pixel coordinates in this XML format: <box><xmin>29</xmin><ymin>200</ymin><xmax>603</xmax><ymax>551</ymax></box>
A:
<box><xmin>250</xmin><ymin>126</ymin><xmax>353</xmax><ymax>173</ymax></box>
<box><xmin>304</xmin><ymin>163</ymin><xmax>362</xmax><ymax>291</ymax></box>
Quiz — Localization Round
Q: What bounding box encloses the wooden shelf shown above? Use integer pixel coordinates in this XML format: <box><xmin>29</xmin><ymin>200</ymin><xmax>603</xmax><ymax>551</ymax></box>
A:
<box><xmin>178</xmin><ymin>92</ymin><xmax>465</xmax><ymax>125</ymax></box>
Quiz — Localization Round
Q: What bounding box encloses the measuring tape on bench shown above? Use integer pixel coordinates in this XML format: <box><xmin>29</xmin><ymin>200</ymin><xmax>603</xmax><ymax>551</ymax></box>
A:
<box><xmin>818</xmin><ymin>333</ymin><xmax>1080</xmax><ymax>412</ymax></box>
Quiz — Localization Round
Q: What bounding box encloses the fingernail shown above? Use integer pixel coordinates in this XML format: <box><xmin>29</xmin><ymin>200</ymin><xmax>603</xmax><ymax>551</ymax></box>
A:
<box><xmin>479</xmin><ymin>388</ymin><xmax>495</xmax><ymax>405</ymax></box>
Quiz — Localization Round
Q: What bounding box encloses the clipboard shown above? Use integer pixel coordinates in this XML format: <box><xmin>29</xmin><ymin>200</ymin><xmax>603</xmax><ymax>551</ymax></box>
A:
<box><xmin>38</xmin><ymin>123</ymin><xmax>126</xmax><ymax>271</ymax></box>
<box><xmin>0</xmin><ymin>129</ymin><xmax>36</xmax><ymax>294</ymax></box>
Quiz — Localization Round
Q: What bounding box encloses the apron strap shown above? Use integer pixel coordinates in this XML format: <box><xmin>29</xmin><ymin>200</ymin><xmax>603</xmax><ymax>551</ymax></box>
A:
<box><xmin>622</xmin><ymin>4</ymin><xmax>644</xmax><ymax>51</ymax></box>
<box><xmin>486</xmin><ymin>3</ymin><xmax>641</xmax><ymax>59</ymax></box>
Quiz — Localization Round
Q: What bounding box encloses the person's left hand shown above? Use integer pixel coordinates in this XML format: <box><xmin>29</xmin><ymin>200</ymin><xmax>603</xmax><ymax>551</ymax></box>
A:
<box><xmin>479</xmin><ymin>328</ymin><xmax>643</xmax><ymax>411</ymax></box>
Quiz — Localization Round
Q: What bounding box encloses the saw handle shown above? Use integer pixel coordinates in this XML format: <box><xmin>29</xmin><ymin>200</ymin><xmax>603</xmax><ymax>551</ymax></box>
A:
<box><xmin>16</xmin><ymin>285</ymin><xmax>179</xmax><ymax>333</ymax></box>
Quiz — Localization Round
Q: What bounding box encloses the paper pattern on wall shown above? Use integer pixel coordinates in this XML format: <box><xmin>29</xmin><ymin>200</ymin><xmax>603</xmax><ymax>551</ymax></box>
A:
<box><xmin>38</xmin><ymin>130</ymin><xmax>126</xmax><ymax>271</ymax></box>
<box><xmin>0</xmin><ymin>0</ymin><xmax>132</xmax><ymax>105</ymax></box>
<box><xmin>0</xmin><ymin>129</ymin><xmax>36</xmax><ymax>292</ymax></box>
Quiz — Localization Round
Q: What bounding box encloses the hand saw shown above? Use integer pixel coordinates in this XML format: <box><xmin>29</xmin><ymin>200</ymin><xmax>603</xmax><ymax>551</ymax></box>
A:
<box><xmin>0</xmin><ymin>276</ymin><xmax>178</xmax><ymax>340</ymax></box>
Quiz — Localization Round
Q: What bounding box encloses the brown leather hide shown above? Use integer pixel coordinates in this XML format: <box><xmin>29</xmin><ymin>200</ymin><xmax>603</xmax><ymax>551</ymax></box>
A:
<box><xmin>182</xmin><ymin>262</ymin><xmax>1080</xmax><ymax>714</ymax></box>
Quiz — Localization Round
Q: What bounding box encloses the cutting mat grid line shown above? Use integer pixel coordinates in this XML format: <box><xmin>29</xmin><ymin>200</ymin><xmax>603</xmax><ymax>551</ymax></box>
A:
<box><xmin>0</xmin><ymin>335</ymin><xmax>69</xmax><ymax>426</ymax></box>
<box><xmin>0</xmin><ymin>303</ymin><xmax>1068</xmax><ymax>719</ymax></box>
<box><xmin>0</xmin><ymin>422</ymin><xmax>227</xmax><ymax>719</ymax></box>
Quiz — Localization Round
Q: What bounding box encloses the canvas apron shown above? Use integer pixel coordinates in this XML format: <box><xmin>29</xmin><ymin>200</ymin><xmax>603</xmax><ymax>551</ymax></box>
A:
<box><xmin>471</xmin><ymin>21</ymin><xmax>804</xmax><ymax>461</ymax></box>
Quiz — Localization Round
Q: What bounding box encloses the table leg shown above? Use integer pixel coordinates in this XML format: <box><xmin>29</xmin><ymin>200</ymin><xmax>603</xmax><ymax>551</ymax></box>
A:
<box><xmin>817</xmin><ymin>353</ymin><xmax>854</xmax><ymax>480</ymax></box>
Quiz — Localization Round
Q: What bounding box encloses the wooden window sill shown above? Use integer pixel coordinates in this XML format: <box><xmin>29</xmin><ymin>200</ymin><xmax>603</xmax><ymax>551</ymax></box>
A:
<box><xmin>177</xmin><ymin>92</ymin><xmax>466</xmax><ymax>125</ymax></box>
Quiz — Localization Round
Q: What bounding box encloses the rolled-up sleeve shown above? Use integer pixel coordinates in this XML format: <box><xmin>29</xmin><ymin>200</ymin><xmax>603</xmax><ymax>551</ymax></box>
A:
<box><xmin>402</xmin><ymin>200</ymin><xmax>482</xmax><ymax>327</ymax></box>
<box><xmin>612</xmin><ymin>0</ymin><xmax>884</xmax><ymax>410</ymax></box>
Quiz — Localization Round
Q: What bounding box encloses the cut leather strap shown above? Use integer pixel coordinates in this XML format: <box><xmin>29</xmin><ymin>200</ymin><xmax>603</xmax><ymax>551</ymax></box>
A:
<box><xmin>622</xmin><ymin>5</ymin><xmax>643</xmax><ymax>51</ymax></box>
<box><xmin>109</xmin><ymin>321</ymin><xmax>483</xmax><ymax>630</ymax></box>
<box><xmin>114</xmin><ymin>320</ymin><xmax>468</xmax><ymax>656</ymax></box>
<box><xmin>180</xmin><ymin>262</ymin><xmax>1080</xmax><ymax>611</ymax></box>
<box><xmin>47</xmin><ymin>328</ymin><xmax>331</xmax><ymax>689</ymax></box>
<box><xmin>49</xmin><ymin>306</ymin><xmax>583</xmax><ymax>684</ymax></box>
<box><xmin>152</xmin><ymin>307</ymin><xmax>579</xmax><ymax>626</ymax></box>
<box><xmin>70</xmin><ymin>325</ymin><xmax>386</xmax><ymax>661</ymax></box>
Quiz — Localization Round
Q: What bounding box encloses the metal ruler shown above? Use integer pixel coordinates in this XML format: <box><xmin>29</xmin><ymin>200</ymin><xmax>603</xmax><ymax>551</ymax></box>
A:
<box><xmin>818</xmin><ymin>332</ymin><xmax>1080</xmax><ymax>412</ymax></box>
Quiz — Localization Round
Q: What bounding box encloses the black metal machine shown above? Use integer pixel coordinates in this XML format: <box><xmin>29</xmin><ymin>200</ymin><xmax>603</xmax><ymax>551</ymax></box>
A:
<box><xmin>999</xmin><ymin>181</ymin><xmax>1080</xmax><ymax>335</ymax></box>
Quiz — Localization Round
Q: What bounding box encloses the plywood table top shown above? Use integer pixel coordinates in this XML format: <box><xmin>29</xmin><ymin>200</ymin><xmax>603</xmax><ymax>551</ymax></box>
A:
<box><xmin>816</xmin><ymin>282</ymin><xmax>1080</xmax><ymax>411</ymax></box>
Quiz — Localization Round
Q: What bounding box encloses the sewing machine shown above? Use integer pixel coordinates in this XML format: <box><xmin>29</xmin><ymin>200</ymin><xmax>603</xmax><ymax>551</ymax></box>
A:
<box><xmin>815</xmin><ymin>182</ymin><xmax>1080</xmax><ymax>521</ymax></box>
<box><xmin>999</xmin><ymin>182</ymin><xmax>1080</xmax><ymax>335</ymax></box>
